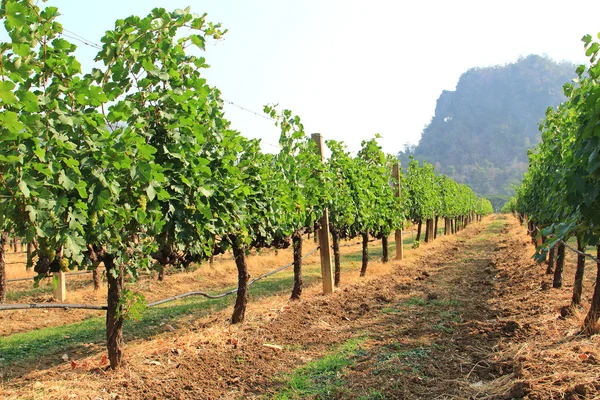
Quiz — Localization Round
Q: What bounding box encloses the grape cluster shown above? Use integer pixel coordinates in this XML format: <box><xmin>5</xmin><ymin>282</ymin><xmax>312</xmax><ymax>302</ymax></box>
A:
<box><xmin>137</xmin><ymin>196</ymin><xmax>147</xmax><ymax>211</ymax></box>
<box><xmin>58</xmin><ymin>258</ymin><xmax>69</xmax><ymax>272</ymax></box>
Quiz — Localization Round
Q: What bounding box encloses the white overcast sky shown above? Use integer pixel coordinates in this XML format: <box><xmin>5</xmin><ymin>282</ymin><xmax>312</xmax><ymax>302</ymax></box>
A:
<box><xmin>29</xmin><ymin>1</ymin><xmax>600</xmax><ymax>153</ymax></box>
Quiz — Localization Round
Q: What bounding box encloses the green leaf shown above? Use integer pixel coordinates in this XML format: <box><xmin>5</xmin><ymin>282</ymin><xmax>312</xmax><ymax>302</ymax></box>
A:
<box><xmin>58</xmin><ymin>113</ymin><xmax>74</xmax><ymax>127</ymax></box>
<box><xmin>58</xmin><ymin>170</ymin><xmax>76</xmax><ymax>190</ymax></box>
<box><xmin>0</xmin><ymin>82</ymin><xmax>18</xmax><ymax>105</ymax></box>
<box><xmin>88</xmin><ymin>86</ymin><xmax>108</xmax><ymax>105</ymax></box>
<box><xmin>25</xmin><ymin>205</ymin><xmax>37</xmax><ymax>223</ymax></box>
<box><xmin>12</xmin><ymin>43</ymin><xmax>30</xmax><ymax>57</ymax></box>
<box><xmin>75</xmin><ymin>181</ymin><xmax>87</xmax><ymax>198</ymax></box>
<box><xmin>146</xmin><ymin>185</ymin><xmax>156</xmax><ymax>201</ymax></box>
<box><xmin>586</xmin><ymin>42</ymin><xmax>599</xmax><ymax>57</ymax></box>
<box><xmin>19</xmin><ymin>91</ymin><xmax>40</xmax><ymax>112</ymax></box>
<box><xmin>64</xmin><ymin>234</ymin><xmax>86</xmax><ymax>264</ymax></box>
<box><xmin>198</xmin><ymin>187</ymin><xmax>213</xmax><ymax>197</ymax></box>
<box><xmin>136</xmin><ymin>142</ymin><xmax>157</xmax><ymax>159</ymax></box>
<box><xmin>190</xmin><ymin>34</ymin><xmax>205</xmax><ymax>50</ymax></box>
<box><xmin>18</xmin><ymin>179</ymin><xmax>30</xmax><ymax>198</ymax></box>
<box><xmin>582</xmin><ymin>34</ymin><xmax>593</xmax><ymax>45</ymax></box>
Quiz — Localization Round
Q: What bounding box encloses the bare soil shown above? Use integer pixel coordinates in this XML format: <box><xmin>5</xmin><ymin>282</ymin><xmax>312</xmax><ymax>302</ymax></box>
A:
<box><xmin>1</xmin><ymin>216</ymin><xmax>599</xmax><ymax>399</ymax></box>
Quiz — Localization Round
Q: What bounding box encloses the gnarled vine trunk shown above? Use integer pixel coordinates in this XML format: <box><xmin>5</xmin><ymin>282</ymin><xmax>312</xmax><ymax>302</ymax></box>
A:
<box><xmin>382</xmin><ymin>235</ymin><xmax>389</xmax><ymax>263</ymax></box>
<box><xmin>571</xmin><ymin>236</ymin><xmax>586</xmax><ymax>306</ymax></box>
<box><xmin>231</xmin><ymin>235</ymin><xmax>250</xmax><ymax>324</ymax></box>
<box><xmin>26</xmin><ymin>242</ymin><xmax>33</xmax><ymax>270</ymax></box>
<box><xmin>434</xmin><ymin>217</ymin><xmax>439</xmax><ymax>239</ymax></box>
<box><xmin>105</xmin><ymin>254</ymin><xmax>125</xmax><ymax>369</ymax></box>
<box><xmin>360</xmin><ymin>232</ymin><xmax>369</xmax><ymax>277</ymax></box>
<box><xmin>0</xmin><ymin>232</ymin><xmax>7</xmax><ymax>303</ymax></box>
<box><xmin>528</xmin><ymin>221</ymin><xmax>535</xmax><ymax>243</ymax></box>
<box><xmin>416</xmin><ymin>220</ymin><xmax>422</xmax><ymax>242</ymax></box>
<box><xmin>290</xmin><ymin>230</ymin><xmax>303</xmax><ymax>300</ymax></box>
<box><xmin>540</xmin><ymin>235</ymin><xmax>548</xmax><ymax>262</ymax></box>
<box><xmin>93</xmin><ymin>268</ymin><xmax>102</xmax><ymax>290</ymax></box>
<box><xmin>424</xmin><ymin>219</ymin><xmax>431</xmax><ymax>243</ymax></box>
<box><xmin>583</xmin><ymin>245</ymin><xmax>600</xmax><ymax>334</ymax></box>
<box><xmin>332</xmin><ymin>229</ymin><xmax>341</xmax><ymax>287</ymax></box>
<box><xmin>553</xmin><ymin>242</ymin><xmax>565</xmax><ymax>289</ymax></box>
<box><xmin>546</xmin><ymin>245</ymin><xmax>555</xmax><ymax>274</ymax></box>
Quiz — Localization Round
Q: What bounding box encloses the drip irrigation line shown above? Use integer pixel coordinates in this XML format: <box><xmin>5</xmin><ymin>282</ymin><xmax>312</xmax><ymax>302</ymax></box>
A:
<box><xmin>147</xmin><ymin>246</ymin><xmax>320</xmax><ymax>307</ymax></box>
<box><xmin>7</xmin><ymin>271</ymin><xmax>93</xmax><ymax>283</ymax></box>
<box><xmin>0</xmin><ymin>246</ymin><xmax>320</xmax><ymax>312</ymax></box>
<box><xmin>0</xmin><ymin>303</ymin><xmax>107</xmax><ymax>311</ymax></box>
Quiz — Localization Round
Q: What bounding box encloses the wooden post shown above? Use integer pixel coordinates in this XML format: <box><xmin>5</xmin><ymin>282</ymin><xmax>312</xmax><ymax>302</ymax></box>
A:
<box><xmin>53</xmin><ymin>247</ymin><xmax>67</xmax><ymax>301</ymax></box>
<box><xmin>392</xmin><ymin>163</ymin><xmax>404</xmax><ymax>260</ymax></box>
<box><xmin>53</xmin><ymin>271</ymin><xmax>67</xmax><ymax>302</ymax></box>
<box><xmin>536</xmin><ymin>226</ymin><xmax>543</xmax><ymax>247</ymax></box>
<box><xmin>311</xmin><ymin>133</ymin><xmax>334</xmax><ymax>294</ymax></box>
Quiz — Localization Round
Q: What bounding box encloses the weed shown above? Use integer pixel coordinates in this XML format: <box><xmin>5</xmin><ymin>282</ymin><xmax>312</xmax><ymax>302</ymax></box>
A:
<box><xmin>398</xmin><ymin>297</ymin><xmax>462</xmax><ymax>308</ymax></box>
<box><xmin>271</xmin><ymin>337</ymin><xmax>367</xmax><ymax>399</ymax></box>
<box><xmin>373</xmin><ymin>344</ymin><xmax>432</xmax><ymax>378</ymax></box>
<box><xmin>432</xmin><ymin>322</ymin><xmax>454</xmax><ymax>333</ymax></box>
<box><xmin>402</xmin><ymin>297</ymin><xmax>428</xmax><ymax>307</ymax></box>
<box><xmin>357</xmin><ymin>389</ymin><xmax>386</xmax><ymax>399</ymax></box>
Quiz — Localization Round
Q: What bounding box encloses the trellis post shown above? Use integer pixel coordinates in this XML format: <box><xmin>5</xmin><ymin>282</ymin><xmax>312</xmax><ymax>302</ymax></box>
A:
<box><xmin>311</xmin><ymin>133</ymin><xmax>334</xmax><ymax>294</ymax></box>
<box><xmin>392</xmin><ymin>163</ymin><xmax>404</xmax><ymax>261</ymax></box>
<box><xmin>53</xmin><ymin>272</ymin><xmax>67</xmax><ymax>302</ymax></box>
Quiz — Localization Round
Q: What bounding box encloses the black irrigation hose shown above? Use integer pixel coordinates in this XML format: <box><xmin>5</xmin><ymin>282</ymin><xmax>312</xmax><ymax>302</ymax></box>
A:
<box><xmin>147</xmin><ymin>245</ymin><xmax>321</xmax><ymax>307</ymax></box>
<box><xmin>0</xmin><ymin>303</ymin><xmax>107</xmax><ymax>311</ymax></box>
<box><xmin>0</xmin><ymin>246</ymin><xmax>321</xmax><ymax>312</ymax></box>
<box><xmin>7</xmin><ymin>271</ymin><xmax>93</xmax><ymax>283</ymax></box>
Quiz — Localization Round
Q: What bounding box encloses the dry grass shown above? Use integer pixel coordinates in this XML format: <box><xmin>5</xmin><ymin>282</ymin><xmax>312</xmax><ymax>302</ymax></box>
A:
<box><xmin>0</xmin><ymin>222</ymin><xmax>461</xmax><ymax>399</ymax></box>
<box><xmin>475</xmin><ymin>216</ymin><xmax>600</xmax><ymax>399</ymax></box>
<box><xmin>1</xmin><ymin>230</ymin><xmax>421</xmax><ymax>336</ymax></box>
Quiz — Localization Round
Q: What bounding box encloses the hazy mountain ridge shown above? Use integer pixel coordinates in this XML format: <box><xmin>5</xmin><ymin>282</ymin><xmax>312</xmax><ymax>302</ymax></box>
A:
<box><xmin>398</xmin><ymin>55</ymin><xmax>576</xmax><ymax>209</ymax></box>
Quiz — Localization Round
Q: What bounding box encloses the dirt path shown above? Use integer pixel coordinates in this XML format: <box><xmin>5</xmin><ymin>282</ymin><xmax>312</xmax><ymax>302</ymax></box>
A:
<box><xmin>3</xmin><ymin>216</ymin><xmax>599</xmax><ymax>399</ymax></box>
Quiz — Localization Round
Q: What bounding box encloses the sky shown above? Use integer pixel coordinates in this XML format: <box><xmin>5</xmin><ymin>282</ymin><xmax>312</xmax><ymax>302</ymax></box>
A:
<box><xmin>25</xmin><ymin>0</ymin><xmax>600</xmax><ymax>154</ymax></box>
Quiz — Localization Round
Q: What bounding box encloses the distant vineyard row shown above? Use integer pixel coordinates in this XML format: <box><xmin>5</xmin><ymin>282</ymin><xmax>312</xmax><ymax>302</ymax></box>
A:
<box><xmin>0</xmin><ymin>2</ymin><xmax>493</xmax><ymax>368</ymax></box>
<box><xmin>502</xmin><ymin>33</ymin><xmax>600</xmax><ymax>334</ymax></box>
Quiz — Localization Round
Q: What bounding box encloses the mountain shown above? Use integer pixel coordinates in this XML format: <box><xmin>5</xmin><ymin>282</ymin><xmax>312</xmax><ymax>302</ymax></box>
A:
<box><xmin>397</xmin><ymin>55</ymin><xmax>576</xmax><ymax>210</ymax></box>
